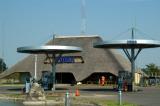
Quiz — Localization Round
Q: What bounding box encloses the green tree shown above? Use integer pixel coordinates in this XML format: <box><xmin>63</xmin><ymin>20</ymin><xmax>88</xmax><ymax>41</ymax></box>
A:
<box><xmin>143</xmin><ymin>63</ymin><xmax>160</xmax><ymax>77</ymax></box>
<box><xmin>0</xmin><ymin>58</ymin><xmax>7</xmax><ymax>73</ymax></box>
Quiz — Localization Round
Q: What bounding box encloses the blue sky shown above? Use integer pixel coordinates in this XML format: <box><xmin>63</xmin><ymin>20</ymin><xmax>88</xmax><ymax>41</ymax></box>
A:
<box><xmin>0</xmin><ymin>0</ymin><xmax>160</xmax><ymax>68</ymax></box>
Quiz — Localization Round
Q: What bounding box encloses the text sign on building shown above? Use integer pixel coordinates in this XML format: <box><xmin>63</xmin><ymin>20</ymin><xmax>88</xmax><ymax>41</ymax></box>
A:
<box><xmin>44</xmin><ymin>56</ymin><xmax>84</xmax><ymax>64</ymax></box>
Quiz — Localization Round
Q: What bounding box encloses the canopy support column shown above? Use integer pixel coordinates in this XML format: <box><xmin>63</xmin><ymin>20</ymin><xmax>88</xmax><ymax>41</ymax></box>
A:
<box><xmin>122</xmin><ymin>48</ymin><xmax>142</xmax><ymax>91</ymax></box>
<box><xmin>131</xmin><ymin>48</ymin><xmax>135</xmax><ymax>91</ymax></box>
<box><xmin>123</xmin><ymin>49</ymin><xmax>131</xmax><ymax>62</ymax></box>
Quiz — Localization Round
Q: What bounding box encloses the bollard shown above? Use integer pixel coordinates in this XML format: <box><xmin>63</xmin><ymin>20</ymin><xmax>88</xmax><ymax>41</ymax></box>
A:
<box><xmin>118</xmin><ymin>90</ymin><xmax>122</xmax><ymax>106</ymax></box>
<box><xmin>65</xmin><ymin>91</ymin><xmax>70</xmax><ymax>106</ymax></box>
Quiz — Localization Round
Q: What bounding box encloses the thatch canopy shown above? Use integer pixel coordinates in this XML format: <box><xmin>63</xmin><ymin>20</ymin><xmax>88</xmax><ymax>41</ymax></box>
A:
<box><xmin>0</xmin><ymin>35</ymin><xmax>130</xmax><ymax>81</ymax></box>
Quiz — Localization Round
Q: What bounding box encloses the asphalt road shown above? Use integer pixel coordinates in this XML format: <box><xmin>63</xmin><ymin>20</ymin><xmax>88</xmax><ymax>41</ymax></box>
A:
<box><xmin>56</xmin><ymin>85</ymin><xmax>160</xmax><ymax>106</ymax></box>
<box><xmin>78</xmin><ymin>86</ymin><xmax>160</xmax><ymax>106</ymax></box>
<box><xmin>122</xmin><ymin>87</ymin><xmax>160</xmax><ymax>106</ymax></box>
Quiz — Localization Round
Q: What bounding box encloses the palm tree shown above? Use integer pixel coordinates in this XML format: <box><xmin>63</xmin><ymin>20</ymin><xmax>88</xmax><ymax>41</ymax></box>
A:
<box><xmin>144</xmin><ymin>63</ymin><xmax>160</xmax><ymax>77</ymax></box>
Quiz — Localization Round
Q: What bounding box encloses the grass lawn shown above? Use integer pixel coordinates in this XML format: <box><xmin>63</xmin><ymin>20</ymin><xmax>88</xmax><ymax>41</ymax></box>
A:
<box><xmin>0</xmin><ymin>93</ymin><xmax>139</xmax><ymax>106</ymax></box>
<box><xmin>70</xmin><ymin>97</ymin><xmax>138</xmax><ymax>106</ymax></box>
<box><xmin>0</xmin><ymin>84</ymin><xmax>139</xmax><ymax>106</ymax></box>
<box><xmin>99</xmin><ymin>100</ymin><xmax>138</xmax><ymax>106</ymax></box>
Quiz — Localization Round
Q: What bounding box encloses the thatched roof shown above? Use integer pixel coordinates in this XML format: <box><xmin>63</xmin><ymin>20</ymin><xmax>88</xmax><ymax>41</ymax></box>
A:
<box><xmin>0</xmin><ymin>35</ymin><xmax>130</xmax><ymax>81</ymax></box>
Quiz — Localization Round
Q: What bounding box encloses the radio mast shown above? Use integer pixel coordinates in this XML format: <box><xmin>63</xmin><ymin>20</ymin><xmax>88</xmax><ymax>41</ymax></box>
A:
<box><xmin>1</xmin><ymin>22</ymin><xmax>5</xmax><ymax>72</ymax></box>
<box><xmin>81</xmin><ymin>0</ymin><xmax>86</xmax><ymax>35</ymax></box>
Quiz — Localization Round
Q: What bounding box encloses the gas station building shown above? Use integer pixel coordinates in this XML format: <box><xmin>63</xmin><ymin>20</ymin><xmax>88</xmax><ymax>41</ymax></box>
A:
<box><xmin>0</xmin><ymin>35</ymin><xmax>131</xmax><ymax>85</ymax></box>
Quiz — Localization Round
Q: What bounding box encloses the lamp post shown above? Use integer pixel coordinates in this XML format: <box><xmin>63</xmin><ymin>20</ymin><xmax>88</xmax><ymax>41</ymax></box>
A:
<box><xmin>34</xmin><ymin>54</ymin><xmax>37</xmax><ymax>80</ymax></box>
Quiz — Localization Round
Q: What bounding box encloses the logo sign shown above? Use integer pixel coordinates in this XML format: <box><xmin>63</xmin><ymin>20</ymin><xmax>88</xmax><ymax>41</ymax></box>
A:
<box><xmin>127</xmin><ymin>40</ymin><xmax>137</xmax><ymax>44</ymax></box>
<box><xmin>44</xmin><ymin>56</ymin><xmax>84</xmax><ymax>64</ymax></box>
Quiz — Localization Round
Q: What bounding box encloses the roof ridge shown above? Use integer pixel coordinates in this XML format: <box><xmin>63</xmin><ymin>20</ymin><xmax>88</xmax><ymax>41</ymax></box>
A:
<box><xmin>55</xmin><ymin>35</ymin><xmax>100</xmax><ymax>38</ymax></box>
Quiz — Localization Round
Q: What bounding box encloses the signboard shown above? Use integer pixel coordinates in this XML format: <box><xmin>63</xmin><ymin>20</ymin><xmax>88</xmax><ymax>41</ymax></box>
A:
<box><xmin>44</xmin><ymin>56</ymin><xmax>84</xmax><ymax>64</ymax></box>
<box><xmin>127</xmin><ymin>40</ymin><xmax>137</xmax><ymax>44</ymax></box>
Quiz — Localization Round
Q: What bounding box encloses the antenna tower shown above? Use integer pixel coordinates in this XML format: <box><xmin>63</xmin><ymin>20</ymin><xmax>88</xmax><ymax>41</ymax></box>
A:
<box><xmin>81</xmin><ymin>0</ymin><xmax>86</xmax><ymax>35</ymax></box>
<box><xmin>1</xmin><ymin>22</ymin><xmax>5</xmax><ymax>72</ymax></box>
